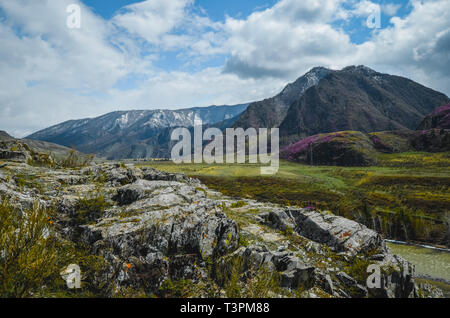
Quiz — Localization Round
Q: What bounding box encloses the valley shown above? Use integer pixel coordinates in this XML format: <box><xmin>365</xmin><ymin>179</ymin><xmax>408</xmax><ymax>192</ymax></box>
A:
<box><xmin>142</xmin><ymin>152</ymin><xmax>450</xmax><ymax>248</ymax></box>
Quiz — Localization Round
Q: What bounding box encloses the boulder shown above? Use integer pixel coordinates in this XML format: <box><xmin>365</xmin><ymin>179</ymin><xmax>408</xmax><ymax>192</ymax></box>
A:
<box><xmin>336</xmin><ymin>272</ymin><xmax>368</xmax><ymax>298</ymax></box>
<box><xmin>233</xmin><ymin>246</ymin><xmax>316</xmax><ymax>290</ymax></box>
<box><xmin>142</xmin><ymin>167</ymin><xmax>189</xmax><ymax>183</ymax></box>
<box><xmin>0</xmin><ymin>150</ymin><xmax>28</xmax><ymax>162</ymax></box>
<box><xmin>114</xmin><ymin>179</ymin><xmax>205</xmax><ymax>206</ymax></box>
<box><xmin>260</xmin><ymin>208</ymin><xmax>385</xmax><ymax>254</ymax></box>
<box><xmin>368</xmin><ymin>253</ymin><xmax>416</xmax><ymax>298</ymax></box>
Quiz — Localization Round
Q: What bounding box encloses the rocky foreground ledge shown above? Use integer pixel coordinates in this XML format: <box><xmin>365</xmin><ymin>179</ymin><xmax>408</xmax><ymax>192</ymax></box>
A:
<box><xmin>0</xmin><ymin>157</ymin><xmax>443</xmax><ymax>298</ymax></box>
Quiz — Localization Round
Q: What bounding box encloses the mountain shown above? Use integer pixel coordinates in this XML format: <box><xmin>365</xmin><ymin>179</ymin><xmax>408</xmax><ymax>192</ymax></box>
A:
<box><xmin>27</xmin><ymin>104</ymin><xmax>248</xmax><ymax>159</ymax></box>
<box><xmin>232</xmin><ymin>67</ymin><xmax>331</xmax><ymax>129</ymax></box>
<box><xmin>28</xmin><ymin>65</ymin><xmax>450</xmax><ymax>159</ymax></box>
<box><xmin>279</xmin><ymin>66</ymin><xmax>450</xmax><ymax>143</ymax></box>
<box><xmin>418</xmin><ymin>104</ymin><xmax>450</xmax><ymax>130</ymax></box>
<box><xmin>1</xmin><ymin>130</ymin><xmax>77</xmax><ymax>164</ymax></box>
<box><xmin>0</xmin><ymin>131</ymin><xmax>14</xmax><ymax>141</ymax></box>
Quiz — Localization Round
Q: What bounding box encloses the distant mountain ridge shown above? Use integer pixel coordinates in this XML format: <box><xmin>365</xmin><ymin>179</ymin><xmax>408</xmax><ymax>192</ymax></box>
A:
<box><xmin>27</xmin><ymin>104</ymin><xmax>248</xmax><ymax>159</ymax></box>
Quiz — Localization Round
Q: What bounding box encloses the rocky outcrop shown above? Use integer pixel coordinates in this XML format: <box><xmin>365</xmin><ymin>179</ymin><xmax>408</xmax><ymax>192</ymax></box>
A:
<box><xmin>81</xmin><ymin>201</ymin><xmax>239</xmax><ymax>292</ymax></box>
<box><xmin>259</xmin><ymin>208</ymin><xmax>385</xmax><ymax>255</ymax></box>
<box><xmin>0</xmin><ymin>157</ymin><xmax>442</xmax><ymax>298</ymax></box>
<box><xmin>258</xmin><ymin>208</ymin><xmax>419</xmax><ymax>298</ymax></box>
<box><xmin>0</xmin><ymin>150</ymin><xmax>28</xmax><ymax>162</ymax></box>
<box><xmin>0</xmin><ymin>131</ymin><xmax>14</xmax><ymax>141</ymax></box>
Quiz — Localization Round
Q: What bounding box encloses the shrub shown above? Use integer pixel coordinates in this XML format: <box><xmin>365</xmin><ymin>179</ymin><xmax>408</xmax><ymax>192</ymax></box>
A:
<box><xmin>283</xmin><ymin>226</ymin><xmax>294</xmax><ymax>236</ymax></box>
<box><xmin>58</xmin><ymin>149</ymin><xmax>94</xmax><ymax>168</ymax></box>
<box><xmin>231</xmin><ymin>200</ymin><xmax>247</xmax><ymax>208</ymax></box>
<box><xmin>157</xmin><ymin>279</ymin><xmax>193</xmax><ymax>298</ymax></box>
<box><xmin>245</xmin><ymin>265</ymin><xmax>281</xmax><ymax>298</ymax></box>
<box><xmin>0</xmin><ymin>198</ymin><xmax>113</xmax><ymax>298</ymax></box>
<box><xmin>344</xmin><ymin>256</ymin><xmax>375</xmax><ymax>284</ymax></box>
<box><xmin>0</xmin><ymin>200</ymin><xmax>60</xmax><ymax>297</ymax></box>
<box><xmin>74</xmin><ymin>194</ymin><xmax>109</xmax><ymax>225</ymax></box>
<box><xmin>215</xmin><ymin>255</ymin><xmax>281</xmax><ymax>298</ymax></box>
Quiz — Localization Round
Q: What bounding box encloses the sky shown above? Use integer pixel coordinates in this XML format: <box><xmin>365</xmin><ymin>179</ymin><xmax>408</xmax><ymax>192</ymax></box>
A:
<box><xmin>0</xmin><ymin>0</ymin><xmax>449</xmax><ymax>137</ymax></box>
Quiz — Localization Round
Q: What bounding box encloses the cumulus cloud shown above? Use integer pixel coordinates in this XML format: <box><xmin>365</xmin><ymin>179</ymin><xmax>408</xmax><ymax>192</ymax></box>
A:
<box><xmin>222</xmin><ymin>0</ymin><xmax>354</xmax><ymax>79</ymax></box>
<box><xmin>112</xmin><ymin>0</ymin><xmax>192</xmax><ymax>44</ymax></box>
<box><xmin>356</xmin><ymin>0</ymin><xmax>450</xmax><ymax>94</ymax></box>
<box><xmin>381</xmin><ymin>3</ymin><xmax>402</xmax><ymax>16</ymax></box>
<box><xmin>0</xmin><ymin>0</ymin><xmax>449</xmax><ymax>137</ymax></box>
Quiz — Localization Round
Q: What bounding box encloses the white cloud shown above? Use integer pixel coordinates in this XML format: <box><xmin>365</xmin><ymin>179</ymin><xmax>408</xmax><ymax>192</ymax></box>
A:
<box><xmin>349</xmin><ymin>0</ymin><xmax>380</xmax><ymax>18</ymax></box>
<box><xmin>222</xmin><ymin>0</ymin><xmax>355</xmax><ymax>79</ymax></box>
<box><xmin>112</xmin><ymin>0</ymin><xmax>192</xmax><ymax>44</ymax></box>
<box><xmin>382</xmin><ymin>3</ymin><xmax>402</xmax><ymax>16</ymax></box>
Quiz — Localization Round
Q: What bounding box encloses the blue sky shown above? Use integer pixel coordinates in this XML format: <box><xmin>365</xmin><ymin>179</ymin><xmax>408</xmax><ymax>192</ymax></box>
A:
<box><xmin>82</xmin><ymin>0</ymin><xmax>279</xmax><ymax>20</ymax></box>
<box><xmin>0</xmin><ymin>0</ymin><xmax>449</xmax><ymax>137</ymax></box>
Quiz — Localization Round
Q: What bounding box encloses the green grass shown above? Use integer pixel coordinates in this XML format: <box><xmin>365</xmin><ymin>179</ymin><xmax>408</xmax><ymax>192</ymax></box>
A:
<box><xmin>140</xmin><ymin>152</ymin><xmax>450</xmax><ymax>246</ymax></box>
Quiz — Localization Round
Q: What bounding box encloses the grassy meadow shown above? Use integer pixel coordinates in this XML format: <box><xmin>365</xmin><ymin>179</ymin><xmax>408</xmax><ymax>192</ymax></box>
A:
<box><xmin>136</xmin><ymin>152</ymin><xmax>450</xmax><ymax>247</ymax></box>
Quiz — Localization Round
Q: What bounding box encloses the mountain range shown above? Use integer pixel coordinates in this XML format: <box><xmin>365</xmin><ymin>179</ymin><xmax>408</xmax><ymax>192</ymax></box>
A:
<box><xmin>27</xmin><ymin>66</ymin><xmax>450</xmax><ymax>159</ymax></box>
<box><xmin>27</xmin><ymin>104</ymin><xmax>248</xmax><ymax>159</ymax></box>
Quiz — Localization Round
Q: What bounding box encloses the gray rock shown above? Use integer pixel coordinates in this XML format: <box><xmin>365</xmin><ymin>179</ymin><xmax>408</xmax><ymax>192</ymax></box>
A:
<box><xmin>114</xmin><ymin>179</ymin><xmax>205</xmax><ymax>206</ymax></box>
<box><xmin>0</xmin><ymin>149</ymin><xmax>28</xmax><ymax>162</ymax></box>
<box><xmin>0</xmin><ymin>155</ymin><xmax>434</xmax><ymax>298</ymax></box>
<box><xmin>368</xmin><ymin>253</ymin><xmax>416</xmax><ymax>298</ymax></box>
<box><xmin>142</xmin><ymin>167</ymin><xmax>189</xmax><ymax>183</ymax></box>
<box><xmin>80</xmin><ymin>202</ymin><xmax>239</xmax><ymax>292</ymax></box>
<box><xmin>260</xmin><ymin>208</ymin><xmax>385</xmax><ymax>254</ymax></box>
<box><xmin>336</xmin><ymin>272</ymin><xmax>368</xmax><ymax>298</ymax></box>
<box><xmin>234</xmin><ymin>246</ymin><xmax>315</xmax><ymax>290</ymax></box>
<box><xmin>315</xmin><ymin>271</ymin><xmax>334</xmax><ymax>295</ymax></box>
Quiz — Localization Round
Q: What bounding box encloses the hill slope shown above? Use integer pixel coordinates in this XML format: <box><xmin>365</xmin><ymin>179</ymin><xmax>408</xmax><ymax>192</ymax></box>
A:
<box><xmin>418</xmin><ymin>104</ymin><xmax>450</xmax><ymax>130</ymax></box>
<box><xmin>281</xmin><ymin>128</ymin><xmax>450</xmax><ymax>166</ymax></box>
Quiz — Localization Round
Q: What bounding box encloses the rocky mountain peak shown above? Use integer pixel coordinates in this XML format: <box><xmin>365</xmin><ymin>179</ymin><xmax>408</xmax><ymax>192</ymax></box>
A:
<box><xmin>341</xmin><ymin>65</ymin><xmax>378</xmax><ymax>75</ymax></box>
<box><xmin>279</xmin><ymin>66</ymin><xmax>332</xmax><ymax>102</ymax></box>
